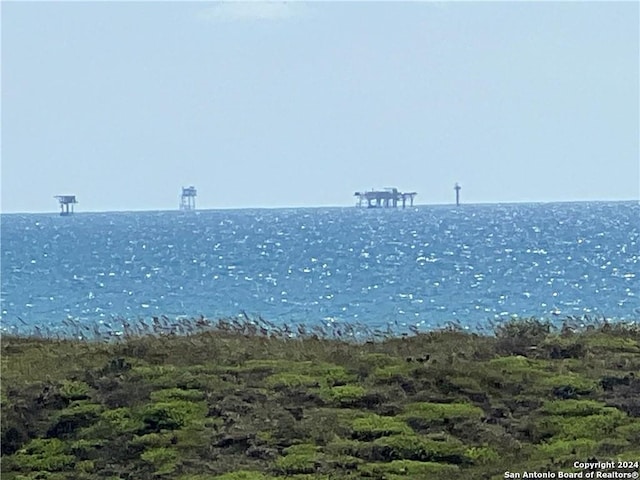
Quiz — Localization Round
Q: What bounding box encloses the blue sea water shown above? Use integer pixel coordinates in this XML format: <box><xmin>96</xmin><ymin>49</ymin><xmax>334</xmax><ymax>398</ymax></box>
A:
<box><xmin>1</xmin><ymin>202</ymin><xmax>638</xmax><ymax>335</ymax></box>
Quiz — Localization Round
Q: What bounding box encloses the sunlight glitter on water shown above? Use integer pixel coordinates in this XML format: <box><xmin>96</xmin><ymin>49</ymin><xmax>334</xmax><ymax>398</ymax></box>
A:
<box><xmin>1</xmin><ymin>202</ymin><xmax>638</xmax><ymax>333</ymax></box>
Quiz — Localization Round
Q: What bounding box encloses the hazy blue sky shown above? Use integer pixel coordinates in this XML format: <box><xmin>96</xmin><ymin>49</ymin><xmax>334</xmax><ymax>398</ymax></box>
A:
<box><xmin>2</xmin><ymin>1</ymin><xmax>638</xmax><ymax>213</ymax></box>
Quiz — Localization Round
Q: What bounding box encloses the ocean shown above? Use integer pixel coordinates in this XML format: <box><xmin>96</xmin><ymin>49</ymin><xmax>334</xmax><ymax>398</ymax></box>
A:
<box><xmin>1</xmin><ymin>201</ymin><xmax>638</xmax><ymax>336</ymax></box>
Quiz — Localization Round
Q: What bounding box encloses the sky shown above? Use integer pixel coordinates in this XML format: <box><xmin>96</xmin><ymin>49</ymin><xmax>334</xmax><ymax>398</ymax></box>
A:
<box><xmin>1</xmin><ymin>1</ymin><xmax>638</xmax><ymax>213</ymax></box>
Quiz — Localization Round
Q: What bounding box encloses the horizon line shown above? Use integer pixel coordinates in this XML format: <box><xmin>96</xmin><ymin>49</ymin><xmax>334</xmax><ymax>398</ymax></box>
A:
<box><xmin>1</xmin><ymin>198</ymin><xmax>638</xmax><ymax>215</ymax></box>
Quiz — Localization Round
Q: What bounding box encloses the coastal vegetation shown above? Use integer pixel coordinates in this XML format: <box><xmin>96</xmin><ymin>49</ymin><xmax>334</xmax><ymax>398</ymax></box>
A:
<box><xmin>1</xmin><ymin>316</ymin><xmax>639</xmax><ymax>479</ymax></box>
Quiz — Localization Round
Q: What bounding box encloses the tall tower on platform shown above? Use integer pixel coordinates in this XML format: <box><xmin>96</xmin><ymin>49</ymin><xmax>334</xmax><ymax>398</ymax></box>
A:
<box><xmin>454</xmin><ymin>183</ymin><xmax>461</xmax><ymax>206</ymax></box>
<box><xmin>180</xmin><ymin>186</ymin><xmax>197</xmax><ymax>211</ymax></box>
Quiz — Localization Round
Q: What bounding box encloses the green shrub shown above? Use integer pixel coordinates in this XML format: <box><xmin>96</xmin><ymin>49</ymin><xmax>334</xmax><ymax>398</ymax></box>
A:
<box><xmin>234</xmin><ymin>359</ymin><xmax>300</xmax><ymax>373</ymax></box>
<box><xmin>616</xmin><ymin>422</ymin><xmax>640</xmax><ymax>444</ymax></box>
<box><xmin>560</xmin><ymin>412</ymin><xmax>628</xmax><ymax>440</ymax></box>
<box><xmin>11</xmin><ymin>473</ymin><xmax>68</xmax><ymax>480</ymax></box>
<box><xmin>21</xmin><ymin>438</ymin><xmax>67</xmax><ymax>456</ymax></box>
<box><xmin>358</xmin><ymin>459</ymin><xmax>461</xmax><ymax>476</ymax></box>
<box><xmin>283</xmin><ymin>444</ymin><xmax>320</xmax><ymax>456</ymax></box>
<box><xmin>131</xmin><ymin>365</ymin><xmax>178</xmax><ymax>378</ymax></box>
<box><xmin>74</xmin><ymin>459</ymin><xmax>96</xmax><ymax>473</ymax></box>
<box><xmin>130</xmin><ymin>432</ymin><xmax>174</xmax><ymax>448</ymax></box>
<box><xmin>351</xmin><ymin>414</ymin><xmax>412</xmax><ymax>440</ymax></box>
<box><xmin>274</xmin><ymin>454</ymin><xmax>318</xmax><ymax>475</ymax></box>
<box><xmin>536</xmin><ymin>410</ymin><xmax>627</xmax><ymax>440</ymax></box>
<box><xmin>244</xmin><ymin>361</ymin><xmax>352</xmax><ymax>389</ymax></box>
<box><xmin>131</xmin><ymin>365</ymin><xmax>203</xmax><ymax>389</ymax></box>
<box><xmin>465</xmin><ymin>446</ymin><xmax>500</xmax><ymax>465</ymax></box>
<box><xmin>372</xmin><ymin>364</ymin><xmax>412</xmax><ymax>382</ymax></box>
<box><xmin>538</xmin><ymin>438</ymin><xmax>597</xmax><ymax>458</ymax></box>
<box><xmin>95</xmin><ymin>407</ymin><xmax>145</xmax><ymax>436</ymax></box>
<box><xmin>274</xmin><ymin>444</ymin><xmax>321</xmax><ymax>474</ymax></box>
<box><xmin>357</xmin><ymin>434</ymin><xmax>470</xmax><ymax>464</ymax></box>
<box><xmin>487</xmin><ymin>355</ymin><xmax>546</xmax><ymax>372</ymax></box>
<box><xmin>265</xmin><ymin>373</ymin><xmax>319</xmax><ymax>390</ymax></box>
<box><xmin>140</xmin><ymin>447</ymin><xmax>179</xmax><ymax>475</ymax></box>
<box><xmin>438</xmin><ymin>375</ymin><xmax>485</xmax><ymax>393</ymax></box>
<box><xmin>540</xmin><ymin>400</ymin><xmax>609</xmax><ymax>416</ymax></box>
<box><xmin>69</xmin><ymin>438</ymin><xmax>104</xmax><ymax>459</ymax></box>
<box><xmin>582</xmin><ymin>334</ymin><xmax>640</xmax><ymax>353</ymax></box>
<box><xmin>401</xmin><ymin>402</ymin><xmax>484</xmax><ymax>429</ymax></box>
<box><xmin>320</xmin><ymin>385</ymin><xmax>367</xmax><ymax>405</ymax></box>
<box><xmin>324</xmin><ymin>438</ymin><xmax>361</xmax><ymax>457</ymax></box>
<box><xmin>597</xmin><ymin>438</ymin><xmax>630</xmax><ymax>456</ymax></box>
<box><xmin>540</xmin><ymin>374</ymin><xmax>596</xmax><ymax>392</ymax></box>
<box><xmin>59</xmin><ymin>380</ymin><xmax>92</xmax><ymax>401</ymax></box>
<box><xmin>7</xmin><ymin>438</ymin><xmax>75</xmax><ymax>472</ymax></box>
<box><xmin>149</xmin><ymin>388</ymin><xmax>205</xmax><ymax>402</ymax></box>
<box><xmin>138</xmin><ymin>400</ymin><xmax>207</xmax><ymax>432</ymax></box>
<box><xmin>359</xmin><ymin>353</ymin><xmax>398</xmax><ymax>368</ymax></box>
<box><xmin>47</xmin><ymin>402</ymin><xmax>102</xmax><ymax>436</ymax></box>
<box><xmin>313</xmin><ymin>365</ymin><xmax>354</xmax><ymax>387</ymax></box>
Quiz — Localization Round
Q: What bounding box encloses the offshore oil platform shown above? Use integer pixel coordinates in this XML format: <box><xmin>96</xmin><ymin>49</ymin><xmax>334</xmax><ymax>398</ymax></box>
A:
<box><xmin>354</xmin><ymin>188</ymin><xmax>417</xmax><ymax>209</ymax></box>
<box><xmin>180</xmin><ymin>186</ymin><xmax>197</xmax><ymax>210</ymax></box>
<box><xmin>54</xmin><ymin>195</ymin><xmax>78</xmax><ymax>216</ymax></box>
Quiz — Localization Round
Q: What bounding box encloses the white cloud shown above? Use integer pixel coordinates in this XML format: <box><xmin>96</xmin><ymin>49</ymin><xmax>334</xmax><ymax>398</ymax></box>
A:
<box><xmin>197</xmin><ymin>2</ymin><xmax>299</xmax><ymax>22</ymax></box>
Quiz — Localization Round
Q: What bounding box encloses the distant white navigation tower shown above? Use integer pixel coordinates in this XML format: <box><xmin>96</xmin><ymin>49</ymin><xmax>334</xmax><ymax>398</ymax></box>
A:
<box><xmin>180</xmin><ymin>186</ymin><xmax>197</xmax><ymax>211</ymax></box>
